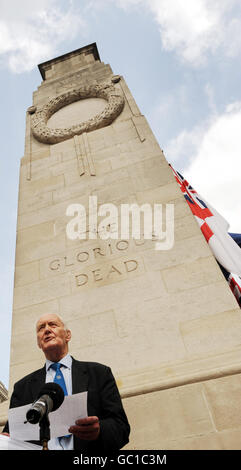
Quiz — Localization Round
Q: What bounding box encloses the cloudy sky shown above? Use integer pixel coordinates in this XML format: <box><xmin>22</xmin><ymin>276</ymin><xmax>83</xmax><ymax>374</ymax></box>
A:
<box><xmin>0</xmin><ymin>0</ymin><xmax>241</xmax><ymax>388</ymax></box>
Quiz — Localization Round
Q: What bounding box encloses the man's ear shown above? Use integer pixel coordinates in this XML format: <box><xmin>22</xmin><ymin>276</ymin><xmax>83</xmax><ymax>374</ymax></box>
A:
<box><xmin>66</xmin><ymin>329</ymin><xmax>72</xmax><ymax>343</ymax></box>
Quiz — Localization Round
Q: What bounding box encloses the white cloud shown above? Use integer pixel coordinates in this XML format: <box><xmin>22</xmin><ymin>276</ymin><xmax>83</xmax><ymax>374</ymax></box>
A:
<box><xmin>165</xmin><ymin>124</ymin><xmax>207</xmax><ymax>165</ymax></box>
<box><xmin>0</xmin><ymin>0</ymin><xmax>86</xmax><ymax>73</ymax></box>
<box><xmin>222</xmin><ymin>16</ymin><xmax>241</xmax><ymax>58</ymax></box>
<box><xmin>146</xmin><ymin>0</ymin><xmax>241</xmax><ymax>66</ymax></box>
<box><xmin>148</xmin><ymin>0</ymin><xmax>222</xmax><ymax>65</ymax></box>
<box><xmin>101</xmin><ymin>0</ymin><xmax>241</xmax><ymax>66</ymax></box>
<box><xmin>179</xmin><ymin>104</ymin><xmax>241</xmax><ymax>232</ymax></box>
<box><xmin>204</xmin><ymin>83</ymin><xmax>217</xmax><ymax>115</ymax></box>
<box><xmin>3</xmin><ymin>0</ymin><xmax>240</xmax><ymax>72</ymax></box>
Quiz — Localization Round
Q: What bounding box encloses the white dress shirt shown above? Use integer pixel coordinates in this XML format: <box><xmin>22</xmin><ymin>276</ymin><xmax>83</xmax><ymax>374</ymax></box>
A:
<box><xmin>45</xmin><ymin>354</ymin><xmax>73</xmax><ymax>450</ymax></box>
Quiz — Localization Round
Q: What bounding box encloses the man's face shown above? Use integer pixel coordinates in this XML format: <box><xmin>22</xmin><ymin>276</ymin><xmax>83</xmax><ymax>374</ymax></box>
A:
<box><xmin>36</xmin><ymin>314</ymin><xmax>71</xmax><ymax>360</ymax></box>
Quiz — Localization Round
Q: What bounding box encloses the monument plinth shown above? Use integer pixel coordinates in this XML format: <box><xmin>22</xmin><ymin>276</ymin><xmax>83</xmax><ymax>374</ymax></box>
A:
<box><xmin>7</xmin><ymin>43</ymin><xmax>241</xmax><ymax>449</ymax></box>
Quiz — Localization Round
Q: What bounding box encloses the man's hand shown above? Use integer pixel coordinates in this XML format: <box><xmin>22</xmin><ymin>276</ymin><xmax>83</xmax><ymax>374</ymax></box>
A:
<box><xmin>1</xmin><ymin>433</ymin><xmax>10</xmax><ymax>437</ymax></box>
<box><xmin>69</xmin><ymin>416</ymin><xmax>100</xmax><ymax>441</ymax></box>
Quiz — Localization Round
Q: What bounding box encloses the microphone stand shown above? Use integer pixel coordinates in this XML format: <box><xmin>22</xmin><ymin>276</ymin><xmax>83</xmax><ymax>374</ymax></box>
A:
<box><xmin>39</xmin><ymin>414</ymin><xmax>50</xmax><ymax>450</ymax></box>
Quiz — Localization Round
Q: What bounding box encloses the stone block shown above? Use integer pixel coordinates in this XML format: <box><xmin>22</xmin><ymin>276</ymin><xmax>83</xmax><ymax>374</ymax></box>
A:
<box><xmin>11</xmin><ymin>299</ymin><xmax>59</xmax><ymax>335</ymax></box>
<box><xmin>13</xmin><ymin>272</ymin><xmax>71</xmax><ymax>309</ymax></box>
<box><xmin>143</xmin><ymin>279</ymin><xmax>238</xmax><ymax>323</ymax></box>
<box><xmin>161</xmin><ymin>432</ymin><xmax>221</xmax><ymax>450</ymax></box>
<box><xmin>14</xmin><ymin>261</ymin><xmax>40</xmax><ymax>286</ymax></box>
<box><xmin>123</xmin><ymin>383</ymin><xmax>214</xmax><ymax>449</ymax></box>
<box><xmin>112</xmin><ymin>118</ymin><xmax>139</xmax><ymax>144</ymax></box>
<box><xmin>161</xmin><ymin>256</ymin><xmax>223</xmax><ymax>292</ymax></box>
<box><xmin>15</xmin><ymin>221</ymin><xmax>66</xmax><ymax>265</ymax></box>
<box><xmin>68</xmin><ymin>309</ymin><xmax>118</xmax><ymax>350</ymax></box>
<box><xmin>18</xmin><ymin>190</ymin><xmax>53</xmax><ymax>215</ymax></box>
<box><xmin>19</xmin><ymin>173</ymin><xmax>64</xmax><ymax>198</ymax></box>
<box><xmin>50</xmin><ymin>158</ymin><xmax>79</xmax><ymax>177</ymax></box>
<box><xmin>92</xmin><ymin>177</ymin><xmax>134</xmax><ymax>204</ymax></box>
<box><xmin>10</xmin><ymin>332</ymin><xmax>43</xmax><ymax>366</ymax></box>
<box><xmin>218</xmin><ymin>429</ymin><xmax>241</xmax><ymax>450</ymax></box>
<box><xmin>30</xmin><ymin>148</ymin><xmax>50</xmax><ymax>162</ymax></box>
<box><xmin>136</xmin><ymin>182</ymin><xmax>183</xmax><ymax>205</ymax></box>
<box><xmin>31</xmin><ymin>135</ymin><xmax>49</xmax><ymax>154</ymax></box>
<box><xmin>114</xmin><ymin>302</ymin><xmax>187</xmax><ymax>367</ymax></box>
<box><xmin>203</xmin><ymin>374</ymin><xmax>241</xmax><ymax>431</ymax></box>
<box><xmin>17</xmin><ymin>197</ymin><xmax>75</xmax><ymax>230</ymax></box>
<box><xmin>180</xmin><ymin>310</ymin><xmax>241</xmax><ymax>356</ymax></box>
<box><xmin>142</xmin><ymin>235</ymin><xmax>211</xmax><ymax>272</ymax></box>
<box><xmin>128</xmin><ymin>157</ymin><xmax>173</xmax><ymax>192</ymax></box>
<box><xmin>50</xmin><ymin>138</ymin><xmax>75</xmax><ymax>156</ymax></box>
<box><xmin>20</xmin><ymin>159</ymin><xmax>51</xmax><ymax>182</ymax></box>
<box><xmin>88</xmin><ymin>125</ymin><xmax>117</xmax><ymax>151</ymax></box>
<box><xmin>53</xmin><ymin>183</ymin><xmax>88</xmax><ymax>204</ymax></box>
<box><xmin>59</xmin><ymin>269</ymin><xmax>165</xmax><ymax>320</ymax></box>
<box><xmin>119</xmin><ymin>79</ymin><xmax>142</xmax><ymax>117</ymax></box>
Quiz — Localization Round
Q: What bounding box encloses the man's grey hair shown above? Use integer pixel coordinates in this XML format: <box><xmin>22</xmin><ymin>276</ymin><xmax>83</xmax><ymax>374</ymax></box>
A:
<box><xmin>35</xmin><ymin>314</ymin><xmax>69</xmax><ymax>331</ymax></box>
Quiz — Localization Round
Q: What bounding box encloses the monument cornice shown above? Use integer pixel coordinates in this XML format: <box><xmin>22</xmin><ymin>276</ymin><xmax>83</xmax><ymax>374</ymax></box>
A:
<box><xmin>119</xmin><ymin>347</ymin><xmax>241</xmax><ymax>398</ymax></box>
<box><xmin>38</xmin><ymin>42</ymin><xmax>100</xmax><ymax>80</ymax></box>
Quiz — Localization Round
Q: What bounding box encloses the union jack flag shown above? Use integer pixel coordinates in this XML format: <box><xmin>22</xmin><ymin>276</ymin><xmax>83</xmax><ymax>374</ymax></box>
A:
<box><xmin>170</xmin><ymin>164</ymin><xmax>241</xmax><ymax>308</ymax></box>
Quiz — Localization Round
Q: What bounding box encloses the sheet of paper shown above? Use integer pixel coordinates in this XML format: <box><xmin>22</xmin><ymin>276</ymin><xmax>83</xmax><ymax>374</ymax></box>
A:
<box><xmin>8</xmin><ymin>391</ymin><xmax>88</xmax><ymax>441</ymax></box>
<box><xmin>0</xmin><ymin>434</ymin><xmax>41</xmax><ymax>450</ymax></box>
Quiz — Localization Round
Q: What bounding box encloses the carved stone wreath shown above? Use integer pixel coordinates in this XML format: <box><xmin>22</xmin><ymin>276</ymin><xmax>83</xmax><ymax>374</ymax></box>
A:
<box><xmin>31</xmin><ymin>82</ymin><xmax>124</xmax><ymax>145</ymax></box>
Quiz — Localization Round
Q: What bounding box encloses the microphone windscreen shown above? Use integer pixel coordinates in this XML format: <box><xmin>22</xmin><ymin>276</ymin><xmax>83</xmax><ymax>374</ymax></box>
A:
<box><xmin>37</xmin><ymin>382</ymin><xmax>65</xmax><ymax>411</ymax></box>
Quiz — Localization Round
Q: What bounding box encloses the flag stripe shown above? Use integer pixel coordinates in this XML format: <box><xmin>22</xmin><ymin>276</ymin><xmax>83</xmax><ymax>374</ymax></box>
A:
<box><xmin>170</xmin><ymin>163</ymin><xmax>241</xmax><ymax>309</ymax></box>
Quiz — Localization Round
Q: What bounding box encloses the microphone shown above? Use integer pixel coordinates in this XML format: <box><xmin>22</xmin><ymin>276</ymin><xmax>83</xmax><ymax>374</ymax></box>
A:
<box><xmin>26</xmin><ymin>382</ymin><xmax>64</xmax><ymax>424</ymax></box>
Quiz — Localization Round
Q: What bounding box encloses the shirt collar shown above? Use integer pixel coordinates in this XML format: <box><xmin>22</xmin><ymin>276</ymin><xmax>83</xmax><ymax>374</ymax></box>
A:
<box><xmin>46</xmin><ymin>353</ymin><xmax>72</xmax><ymax>372</ymax></box>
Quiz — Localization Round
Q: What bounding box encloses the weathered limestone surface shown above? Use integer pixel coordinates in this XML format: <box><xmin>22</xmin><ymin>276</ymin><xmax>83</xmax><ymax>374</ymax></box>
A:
<box><xmin>123</xmin><ymin>373</ymin><xmax>241</xmax><ymax>450</ymax></box>
<box><xmin>5</xmin><ymin>43</ymin><xmax>241</xmax><ymax>449</ymax></box>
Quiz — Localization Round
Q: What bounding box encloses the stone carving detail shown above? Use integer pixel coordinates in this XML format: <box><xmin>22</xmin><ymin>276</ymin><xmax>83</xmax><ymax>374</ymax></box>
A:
<box><xmin>31</xmin><ymin>82</ymin><xmax>125</xmax><ymax>145</ymax></box>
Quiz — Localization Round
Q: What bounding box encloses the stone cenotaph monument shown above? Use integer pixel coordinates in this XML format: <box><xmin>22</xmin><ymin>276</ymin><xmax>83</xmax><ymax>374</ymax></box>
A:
<box><xmin>2</xmin><ymin>43</ymin><xmax>241</xmax><ymax>449</ymax></box>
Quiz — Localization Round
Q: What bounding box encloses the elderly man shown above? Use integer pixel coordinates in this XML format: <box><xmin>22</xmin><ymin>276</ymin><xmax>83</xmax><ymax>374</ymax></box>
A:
<box><xmin>3</xmin><ymin>313</ymin><xmax>130</xmax><ymax>452</ymax></box>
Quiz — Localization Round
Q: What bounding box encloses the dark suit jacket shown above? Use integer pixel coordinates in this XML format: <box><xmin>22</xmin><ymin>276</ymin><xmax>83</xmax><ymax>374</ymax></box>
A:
<box><xmin>3</xmin><ymin>358</ymin><xmax>130</xmax><ymax>453</ymax></box>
